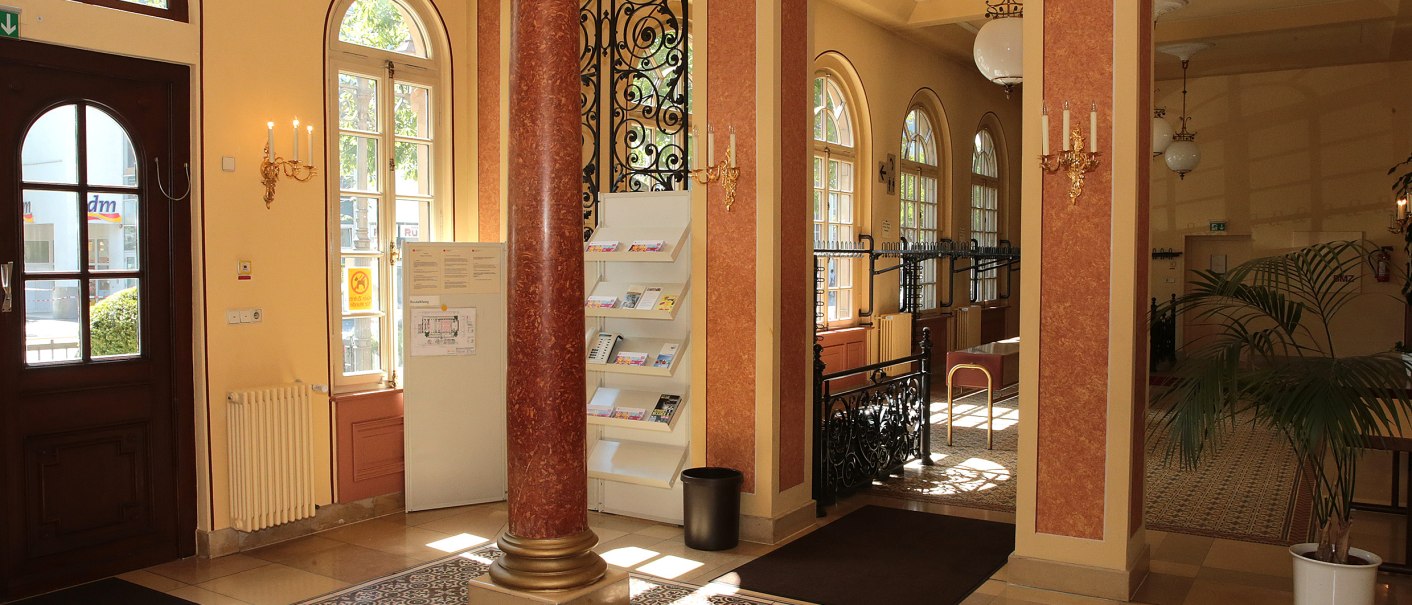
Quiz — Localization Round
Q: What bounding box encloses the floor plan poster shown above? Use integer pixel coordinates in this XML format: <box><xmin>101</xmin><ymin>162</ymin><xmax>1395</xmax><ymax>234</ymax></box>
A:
<box><xmin>410</xmin><ymin>307</ymin><xmax>477</xmax><ymax>356</ymax></box>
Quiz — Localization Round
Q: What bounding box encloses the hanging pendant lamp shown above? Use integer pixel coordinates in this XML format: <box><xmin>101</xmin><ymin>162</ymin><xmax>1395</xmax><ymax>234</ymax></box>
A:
<box><xmin>1158</xmin><ymin>43</ymin><xmax>1212</xmax><ymax>179</ymax></box>
<box><xmin>1153</xmin><ymin>107</ymin><xmax>1175</xmax><ymax>157</ymax></box>
<box><xmin>973</xmin><ymin>0</ymin><xmax>1023</xmax><ymax>95</ymax></box>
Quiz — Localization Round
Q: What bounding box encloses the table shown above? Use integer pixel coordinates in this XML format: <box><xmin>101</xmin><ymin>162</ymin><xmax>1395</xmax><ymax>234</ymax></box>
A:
<box><xmin>944</xmin><ymin>337</ymin><xmax>1019</xmax><ymax>450</ymax></box>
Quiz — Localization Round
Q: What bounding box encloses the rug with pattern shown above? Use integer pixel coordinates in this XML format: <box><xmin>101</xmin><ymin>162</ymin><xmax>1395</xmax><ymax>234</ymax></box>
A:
<box><xmin>863</xmin><ymin>387</ymin><xmax>1313</xmax><ymax>545</ymax></box>
<box><xmin>300</xmin><ymin>545</ymin><xmax>783</xmax><ymax>605</ymax></box>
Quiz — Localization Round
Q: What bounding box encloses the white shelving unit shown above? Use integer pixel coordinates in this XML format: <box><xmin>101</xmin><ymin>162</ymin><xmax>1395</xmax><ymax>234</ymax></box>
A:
<box><xmin>583</xmin><ymin>191</ymin><xmax>693</xmax><ymax>524</ymax></box>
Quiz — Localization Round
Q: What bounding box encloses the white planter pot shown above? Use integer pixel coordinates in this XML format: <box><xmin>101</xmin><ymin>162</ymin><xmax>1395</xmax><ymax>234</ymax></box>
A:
<box><xmin>1289</xmin><ymin>543</ymin><xmax>1383</xmax><ymax>605</ymax></box>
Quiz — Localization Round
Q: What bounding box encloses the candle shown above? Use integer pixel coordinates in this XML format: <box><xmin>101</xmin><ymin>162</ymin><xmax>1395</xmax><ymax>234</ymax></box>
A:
<box><xmin>1089</xmin><ymin>103</ymin><xmax>1098</xmax><ymax>153</ymax></box>
<box><xmin>1062</xmin><ymin>101</ymin><xmax>1071</xmax><ymax>152</ymax></box>
<box><xmin>689</xmin><ymin>127</ymin><xmax>697</xmax><ymax>170</ymax></box>
<box><xmin>267</xmin><ymin>122</ymin><xmax>275</xmax><ymax>161</ymax></box>
<box><xmin>708</xmin><ymin>126</ymin><xmax>715</xmax><ymax>166</ymax></box>
<box><xmin>1400</xmin><ymin>198</ymin><xmax>1408</xmax><ymax>220</ymax></box>
<box><xmin>1040</xmin><ymin>105</ymin><xmax>1050</xmax><ymax>157</ymax></box>
<box><xmin>729</xmin><ymin>128</ymin><xmax>737</xmax><ymax>168</ymax></box>
<box><xmin>307</xmin><ymin>125</ymin><xmax>314</xmax><ymax>163</ymax></box>
<box><xmin>292</xmin><ymin>119</ymin><xmax>300</xmax><ymax>162</ymax></box>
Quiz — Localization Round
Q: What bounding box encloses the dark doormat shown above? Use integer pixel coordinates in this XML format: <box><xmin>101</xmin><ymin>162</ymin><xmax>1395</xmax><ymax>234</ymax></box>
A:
<box><xmin>716</xmin><ymin>505</ymin><xmax>1014</xmax><ymax>605</ymax></box>
<box><xmin>6</xmin><ymin>578</ymin><xmax>196</xmax><ymax>605</ymax></box>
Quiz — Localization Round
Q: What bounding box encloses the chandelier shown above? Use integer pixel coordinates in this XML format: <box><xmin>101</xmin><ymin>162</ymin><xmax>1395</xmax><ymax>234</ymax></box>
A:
<box><xmin>1158</xmin><ymin>43</ymin><xmax>1211</xmax><ymax>179</ymax></box>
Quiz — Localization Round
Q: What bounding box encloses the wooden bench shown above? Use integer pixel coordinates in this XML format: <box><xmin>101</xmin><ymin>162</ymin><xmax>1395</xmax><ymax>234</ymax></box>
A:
<box><xmin>944</xmin><ymin>337</ymin><xmax>1019</xmax><ymax>449</ymax></box>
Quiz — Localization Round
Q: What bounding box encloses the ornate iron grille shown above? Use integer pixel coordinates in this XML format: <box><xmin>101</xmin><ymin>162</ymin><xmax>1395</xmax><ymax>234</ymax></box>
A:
<box><xmin>813</xmin><ymin>329</ymin><xmax>933</xmax><ymax>515</ymax></box>
<box><xmin>581</xmin><ymin>0</ymin><xmax>690</xmax><ymax>240</ymax></box>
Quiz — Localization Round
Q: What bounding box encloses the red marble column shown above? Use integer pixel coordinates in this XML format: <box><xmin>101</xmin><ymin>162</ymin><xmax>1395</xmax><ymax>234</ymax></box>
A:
<box><xmin>490</xmin><ymin>0</ymin><xmax>606</xmax><ymax>591</ymax></box>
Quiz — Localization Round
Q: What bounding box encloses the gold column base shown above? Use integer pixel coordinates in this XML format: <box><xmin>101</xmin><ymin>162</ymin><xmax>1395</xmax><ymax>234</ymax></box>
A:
<box><xmin>490</xmin><ymin>529</ymin><xmax>607</xmax><ymax>592</ymax></box>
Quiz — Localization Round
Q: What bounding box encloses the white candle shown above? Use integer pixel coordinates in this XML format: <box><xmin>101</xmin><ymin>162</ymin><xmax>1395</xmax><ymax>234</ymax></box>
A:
<box><xmin>1040</xmin><ymin>105</ymin><xmax>1050</xmax><ymax>157</ymax></box>
<box><xmin>729</xmin><ymin>128</ymin><xmax>737</xmax><ymax>168</ymax></box>
<box><xmin>708</xmin><ymin>127</ymin><xmax>715</xmax><ymax>166</ymax></box>
<box><xmin>1062</xmin><ymin>102</ymin><xmax>1071</xmax><ymax>152</ymax></box>
<box><xmin>292</xmin><ymin>119</ymin><xmax>300</xmax><ymax>162</ymax></box>
<box><xmin>1089</xmin><ymin>103</ymin><xmax>1098</xmax><ymax>153</ymax></box>
<box><xmin>307</xmin><ymin>125</ymin><xmax>314</xmax><ymax>163</ymax></box>
<box><xmin>267</xmin><ymin>122</ymin><xmax>275</xmax><ymax>161</ymax></box>
<box><xmin>1400</xmin><ymin>198</ymin><xmax>1408</xmax><ymax>220</ymax></box>
<box><xmin>689</xmin><ymin>127</ymin><xmax>698</xmax><ymax>170</ymax></box>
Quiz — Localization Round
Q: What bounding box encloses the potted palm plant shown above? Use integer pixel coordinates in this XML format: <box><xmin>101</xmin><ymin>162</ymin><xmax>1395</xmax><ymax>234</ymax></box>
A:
<box><xmin>1153</xmin><ymin>240</ymin><xmax>1410</xmax><ymax>605</ymax></box>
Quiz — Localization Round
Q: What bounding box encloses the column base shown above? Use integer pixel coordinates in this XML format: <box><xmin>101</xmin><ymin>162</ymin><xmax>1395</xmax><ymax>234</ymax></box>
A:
<box><xmin>470</xmin><ymin>568</ymin><xmax>629</xmax><ymax>605</ymax></box>
<box><xmin>739</xmin><ymin>500</ymin><xmax>816</xmax><ymax>544</ymax></box>
<box><xmin>490</xmin><ymin>529</ymin><xmax>608</xmax><ymax>591</ymax></box>
<box><xmin>1005</xmin><ymin>546</ymin><xmax>1150</xmax><ymax>602</ymax></box>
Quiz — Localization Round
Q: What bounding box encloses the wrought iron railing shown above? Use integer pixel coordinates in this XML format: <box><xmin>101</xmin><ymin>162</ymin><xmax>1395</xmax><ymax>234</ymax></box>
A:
<box><xmin>1150</xmin><ymin>294</ymin><xmax>1177</xmax><ymax>372</ymax></box>
<box><xmin>813</xmin><ymin>328</ymin><xmax>933</xmax><ymax>516</ymax></box>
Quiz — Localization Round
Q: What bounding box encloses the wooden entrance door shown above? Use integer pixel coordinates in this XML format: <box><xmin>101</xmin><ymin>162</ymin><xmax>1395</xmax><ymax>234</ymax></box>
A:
<box><xmin>0</xmin><ymin>40</ymin><xmax>194</xmax><ymax>600</ymax></box>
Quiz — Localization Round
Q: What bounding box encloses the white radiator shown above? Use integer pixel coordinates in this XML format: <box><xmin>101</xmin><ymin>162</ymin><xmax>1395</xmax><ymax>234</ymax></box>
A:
<box><xmin>875</xmin><ymin>313</ymin><xmax>913</xmax><ymax>373</ymax></box>
<box><xmin>954</xmin><ymin>305</ymin><xmax>983</xmax><ymax>350</ymax></box>
<box><xmin>227</xmin><ymin>384</ymin><xmax>316</xmax><ymax>532</ymax></box>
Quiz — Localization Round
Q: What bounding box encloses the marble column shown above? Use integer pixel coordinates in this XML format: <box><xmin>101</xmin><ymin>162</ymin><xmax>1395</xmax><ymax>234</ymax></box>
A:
<box><xmin>490</xmin><ymin>0</ymin><xmax>606</xmax><ymax>592</ymax></box>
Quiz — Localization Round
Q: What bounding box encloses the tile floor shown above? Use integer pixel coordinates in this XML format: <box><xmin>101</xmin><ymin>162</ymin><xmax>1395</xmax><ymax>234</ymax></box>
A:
<box><xmin>110</xmin><ymin>487</ymin><xmax>1412</xmax><ymax>605</ymax></box>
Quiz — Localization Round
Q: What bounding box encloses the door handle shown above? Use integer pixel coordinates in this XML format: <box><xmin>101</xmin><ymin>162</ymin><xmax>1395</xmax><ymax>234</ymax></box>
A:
<box><xmin>1</xmin><ymin>261</ymin><xmax>12</xmax><ymax>313</ymax></box>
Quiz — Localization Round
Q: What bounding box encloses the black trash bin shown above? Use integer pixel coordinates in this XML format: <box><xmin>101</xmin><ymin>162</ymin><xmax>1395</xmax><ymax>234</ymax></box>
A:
<box><xmin>680</xmin><ymin>467</ymin><xmax>743</xmax><ymax>551</ymax></box>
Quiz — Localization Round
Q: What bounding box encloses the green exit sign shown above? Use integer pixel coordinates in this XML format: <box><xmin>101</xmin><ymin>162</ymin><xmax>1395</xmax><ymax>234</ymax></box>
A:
<box><xmin>1209</xmin><ymin>220</ymin><xmax>1227</xmax><ymax>232</ymax></box>
<box><xmin>0</xmin><ymin>7</ymin><xmax>18</xmax><ymax>40</ymax></box>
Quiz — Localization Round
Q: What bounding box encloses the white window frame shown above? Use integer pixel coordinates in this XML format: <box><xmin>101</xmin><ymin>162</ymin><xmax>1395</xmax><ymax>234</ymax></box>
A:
<box><xmin>327</xmin><ymin>0</ymin><xmax>452</xmax><ymax>391</ymax></box>
<box><xmin>898</xmin><ymin>106</ymin><xmax>940</xmax><ymax>311</ymax></box>
<box><xmin>970</xmin><ymin>128</ymin><xmax>1002</xmax><ymax>304</ymax></box>
<box><xmin>813</xmin><ymin>74</ymin><xmax>859</xmax><ymax>329</ymax></box>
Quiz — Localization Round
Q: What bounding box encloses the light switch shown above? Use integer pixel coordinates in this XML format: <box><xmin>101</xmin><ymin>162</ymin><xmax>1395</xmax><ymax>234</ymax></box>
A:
<box><xmin>226</xmin><ymin>310</ymin><xmax>241</xmax><ymax>324</ymax></box>
<box><xmin>239</xmin><ymin>309</ymin><xmax>256</xmax><ymax>323</ymax></box>
<box><xmin>222</xmin><ymin>156</ymin><xmax>237</xmax><ymax>172</ymax></box>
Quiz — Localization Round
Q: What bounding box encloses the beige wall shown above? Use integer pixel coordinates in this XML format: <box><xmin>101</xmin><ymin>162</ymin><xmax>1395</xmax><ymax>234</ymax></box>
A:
<box><xmin>12</xmin><ymin>0</ymin><xmax>480</xmax><ymax>534</ymax></box>
<box><xmin>1151</xmin><ymin>60</ymin><xmax>1412</xmax><ymax>355</ymax></box>
<box><xmin>812</xmin><ymin>0</ymin><xmax>1023</xmax><ymax>317</ymax></box>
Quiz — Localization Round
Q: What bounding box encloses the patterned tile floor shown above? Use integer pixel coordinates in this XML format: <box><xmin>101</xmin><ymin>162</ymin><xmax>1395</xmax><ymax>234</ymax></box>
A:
<box><xmin>112</xmin><ymin>450</ymin><xmax>1412</xmax><ymax>605</ymax></box>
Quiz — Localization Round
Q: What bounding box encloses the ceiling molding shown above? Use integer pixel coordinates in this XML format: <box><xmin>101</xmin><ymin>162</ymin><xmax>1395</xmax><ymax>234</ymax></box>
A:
<box><xmin>1156</xmin><ymin>0</ymin><xmax>1395</xmax><ymax>43</ymax></box>
<box><xmin>904</xmin><ymin>0</ymin><xmax>990</xmax><ymax>29</ymax></box>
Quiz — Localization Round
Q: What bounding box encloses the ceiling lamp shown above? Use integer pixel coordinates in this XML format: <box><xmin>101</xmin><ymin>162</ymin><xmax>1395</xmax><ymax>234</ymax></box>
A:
<box><xmin>1152</xmin><ymin>0</ymin><xmax>1190</xmax><ymax>21</ymax></box>
<box><xmin>973</xmin><ymin>0</ymin><xmax>1023</xmax><ymax>95</ymax></box>
<box><xmin>1158</xmin><ymin>43</ymin><xmax>1212</xmax><ymax>179</ymax></box>
<box><xmin>1152</xmin><ymin>107</ymin><xmax>1175</xmax><ymax>156</ymax></box>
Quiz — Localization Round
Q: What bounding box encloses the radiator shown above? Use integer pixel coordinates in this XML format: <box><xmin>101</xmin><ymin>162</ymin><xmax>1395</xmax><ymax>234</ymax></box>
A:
<box><xmin>954</xmin><ymin>305</ymin><xmax>983</xmax><ymax>350</ymax></box>
<box><xmin>227</xmin><ymin>384</ymin><xmax>316</xmax><ymax>532</ymax></box>
<box><xmin>875</xmin><ymin>313</ymin><xmax>913</xmax><ymax>373</ymax></box>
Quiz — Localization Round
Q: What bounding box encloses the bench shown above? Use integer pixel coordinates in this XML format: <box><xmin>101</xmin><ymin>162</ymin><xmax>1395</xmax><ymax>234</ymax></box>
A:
<box><xmin>944</xmin><ymin>337</ymin><xmax>1019</xmax><ymax>449</ymax></box>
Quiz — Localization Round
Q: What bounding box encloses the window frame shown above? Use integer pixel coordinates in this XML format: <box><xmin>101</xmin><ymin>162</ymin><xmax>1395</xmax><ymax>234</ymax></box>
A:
<box><xmin>74</xmin><ymin>0</ymin><xmax>189</xmax><ymax>22</ymax></box>
<box><xmin>969</xmin><ymin>127</ymin><xmax>1003</xmax><ymax>305</ymax></box>
<box><xmin>327</xmin><ymin>0</ymin><xmax>451</xmax><ymax>392</ymax></box>
<box><xmin>813</xmin><ymin>73</ymin><xmax>860</xmax><ymax>330</ymax></box>
<box><xmin>897</xmin><ymin>105</ymin><xmax>941</xmax><ymax>312</ymax></box>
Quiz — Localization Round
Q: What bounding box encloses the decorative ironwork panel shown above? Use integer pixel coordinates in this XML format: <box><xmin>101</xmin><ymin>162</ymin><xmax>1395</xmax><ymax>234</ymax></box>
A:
<box><xmin>580</xmin><ymin>0</ymin><xmax>604</xmax><ymax>240</ymax></box>
<box><xmin>607</xmin><ymin>0</ymin><xmax>689</xmax><ymax>193</ymax></box>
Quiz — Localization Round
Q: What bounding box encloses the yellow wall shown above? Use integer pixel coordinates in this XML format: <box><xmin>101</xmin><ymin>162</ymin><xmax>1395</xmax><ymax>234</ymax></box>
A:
<box><xmin>812</xmin><ymin>1</ymin><xmax>1023</xmax><ymax>317</ymax></box>
<box><xmin>1151</xmin><ymin>61</ymin><xmax>1412</xmax><ymax>355</ymax></box>
<box><xmin>12</xmin><ymin>0</ymin><xmax>479</xmax><ymax>534</ymax></box>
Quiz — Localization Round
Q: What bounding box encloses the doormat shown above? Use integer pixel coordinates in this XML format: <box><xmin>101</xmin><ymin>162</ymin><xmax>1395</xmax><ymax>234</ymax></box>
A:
<box><xmin>7</xmin><ymin>578</ymin><xmax>196</xmax><ymax>605</ymax></box>
<box><xmin>716</xmin><ymin>506</ymin><xmax>1013</xmax><ymax>605</ymax></box>
<box><xmin>299</xmin><ymin>545</ymin><xmax>780</xmax><ymax>605</ymax></box>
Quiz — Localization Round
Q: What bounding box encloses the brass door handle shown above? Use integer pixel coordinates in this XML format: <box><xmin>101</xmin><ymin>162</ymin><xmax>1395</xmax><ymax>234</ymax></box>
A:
<box><xmin>1</xmin><ymin>261</ymin><xmax>12</xmax><ymax>313</ymax></box>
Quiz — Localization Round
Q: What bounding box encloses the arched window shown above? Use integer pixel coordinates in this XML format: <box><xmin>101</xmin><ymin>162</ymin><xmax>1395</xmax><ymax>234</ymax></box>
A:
<box><xmin>898</xmin><ymin>106</ymin><xmax>940</xmax><ymax>310</ymax></box>
<box><xmin>813</xmin><ymin>74</ymin><xmax>858</xmax><ymax>327</ymax></box>
<box><xmin>329</xmin><ymin>0</ymin><xmax>449</xmax><ymax>389</ymax></box>
<box><xmin>970</xmin><ymin>128</ymin><xmax>1002</xmax><ymax>303</ymax></box>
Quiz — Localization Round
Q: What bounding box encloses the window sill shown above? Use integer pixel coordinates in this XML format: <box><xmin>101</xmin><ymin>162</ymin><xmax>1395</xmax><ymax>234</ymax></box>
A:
<box><xmin>331</xmin><ymin>383</ymin><xmax>402</xmax><ymax>399</ymax></box>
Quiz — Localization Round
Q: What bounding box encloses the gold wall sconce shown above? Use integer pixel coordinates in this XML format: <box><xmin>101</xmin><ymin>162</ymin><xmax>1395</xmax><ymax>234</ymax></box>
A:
<box><xmin>261</xmin><ymin>119</ymin><xmax>318</xmax><ymax>209</ymax></box>
<box><xmin>1039</xmin><ymin>101</ymin><xmax>1101</xmax><ymax>205</ymax></box>
<box><xmin>688</xmin><ymin>125</ymin><xmax>742</xmax><ymax>212</ymax></box>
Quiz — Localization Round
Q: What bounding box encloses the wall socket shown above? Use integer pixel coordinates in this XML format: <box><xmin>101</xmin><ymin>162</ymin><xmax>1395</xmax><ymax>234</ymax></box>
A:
<box><xmin>226</xmin><ymin>308</ymin><xmax>264</xmax><ymax>324</ymax></box>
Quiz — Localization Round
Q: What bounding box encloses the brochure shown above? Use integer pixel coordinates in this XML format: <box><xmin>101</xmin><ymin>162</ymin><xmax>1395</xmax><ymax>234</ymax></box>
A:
<box><xmin>611</xmin><ymin>408</ymin><xmax>647</xmax><ymax>421</ymax></box>
<box><xmin>636</xmin><ymin>287</ymin><xmax>663</xmax><ymax>310</ymax></box>
<box><xmin>613</xmin><ymin>352</ymin><xmax>649</xmax><ymax>366</ymax></box>
<box><xmin>655</xmin><ymin>295</ymin><xmax>677</xmax><ymax>312</ymax></box>
<box><xmin>620</xmin><ymin>284</ymin><xmax>646</xmax><ymax>309</ymax></box>
<box><xmin>652</xmin><ymin>343</ymin><xmax>679</xmax><ymax>368</ymax></box>
<box><xmin>586</xmin><ymin>240</ymin><xmax>620</xmax><ymax>253</ymax></box>
<box><xmin>585</xmin><ymin>296</ymin><xmax>617</xmax><ymax>309</ymax></box>
<box><xmin>628</xmin><ymin>240</ymin><xmax>666</xmax><ymax>252</ymax></box>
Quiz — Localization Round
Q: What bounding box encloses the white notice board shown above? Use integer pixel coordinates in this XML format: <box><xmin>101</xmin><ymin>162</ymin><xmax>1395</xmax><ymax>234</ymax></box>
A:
<box><xmin>403</xmin><ymin>243</ymin><xmax>507</xmax><ymax>511</ymax></box>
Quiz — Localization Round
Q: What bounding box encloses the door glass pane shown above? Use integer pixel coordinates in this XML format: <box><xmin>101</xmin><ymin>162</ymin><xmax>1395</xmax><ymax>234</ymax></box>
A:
<box><xmin>341</xmin><ymin>256</ymin><xmax>382</xmax><ymax>313</ymax></box>
<box><xmin>22</xmin><ymin>105</ymin><xmax>79</xmax><ymax>185</ymax></box>
<box><xmin>338</xmin><ymin>74</ymin><xmax>380</xmax><ymax>133</ymax></box>
<box><xmin>86</xmin><ymin>107</ymin><xmax>139</xmax><ymax>188</ymax></box>
<box><xmin>88</xmin><ymin>194</ymin><xmax>141</xmax><ymax>271</ymax></box>
<box><xmin>394</xmin><ymin>141</ymin><xmax>431</xmax><ymax>196</ymax></box>
<box><xmin>22</xmin><ymin>190</ymin><xmax>80</xmax><ymax>273</ymax></box>
<box><xmin>90</xmin><ymin>279</ymin><xmax>141</xmax><ymax>359</ymax></box>
<box><xmin>339</xmin><ymin>135</ymin><xmax>381</xmax><ymax>192</ymax></box>
<box><xmin>394</xmin><ymin>83</ymin><xmax>432</xmax><ymax>138</ymax></box>
<box><xmin>339</xmin><ymin>196</ymin><xmax>381</xmax><ymax>252</ymax></box>
<box><xmin>395</xmin><ymin>199</ymin><xmax>431</xmax><ymax>245</ymax></box>
<box><xmin>25</xmin><ymin>279</ymin><xmax>82</xmax><ymax>365</ymax></box>
<box><xmin>342</xmin><ymin>317</ymin><xmax>383</xmax><ymax>374</ymax></box>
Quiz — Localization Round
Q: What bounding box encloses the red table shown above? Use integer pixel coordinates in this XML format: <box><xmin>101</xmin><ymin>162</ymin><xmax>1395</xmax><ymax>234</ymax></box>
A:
<box><xmin>944</xmin><ymin>337</ymin><xmax>1019</xmax><ymax>449</ymax></box>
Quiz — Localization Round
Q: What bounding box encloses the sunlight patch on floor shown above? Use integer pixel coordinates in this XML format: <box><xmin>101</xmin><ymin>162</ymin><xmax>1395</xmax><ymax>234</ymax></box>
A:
<box><xmin>903</xmin><ymin>452</ymin><xmax>950</xmax><ymax>469</ymax></box>
<box><xmin>636</xmin><ymin>555</ymin><xmax>704</xmax><ymax>579</ymax></box>
<box><xmin>913</xmin><ymin>457</ymin><xmax>1012</xmax><ymax>495</ymax></box>
<box><xmin>931</xmin><ymin>403</ymin><xmax>1020</xmax><ymax>431</ymax></box>
<box><xmin>426</xmin><ymin>533</ymin><xmax>490</xmax><ymax>553</ymax></box>
<box><xmin>603</xmin><ymin>546</ymin><xmax>660</xmax><ymax>568</ymax></box>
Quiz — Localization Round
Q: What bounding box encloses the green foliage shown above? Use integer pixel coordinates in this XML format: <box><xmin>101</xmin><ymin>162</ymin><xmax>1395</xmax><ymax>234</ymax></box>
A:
<box><xmin>90</xmin><ymin>287</ymin><xmax>139</xmax><ymax>357</ymax></box>
<box><xmin>1154</xmin><ymin>240</ymin><xmax>1412</xmax><ymax>564</ymax></box>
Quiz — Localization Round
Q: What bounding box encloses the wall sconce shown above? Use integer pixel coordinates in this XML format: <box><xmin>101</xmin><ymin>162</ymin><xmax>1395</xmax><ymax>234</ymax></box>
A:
<box><xmin>1389</xmin><ymin>196</ymin><xmax>1410</xmax><ymax>234</ymax></box>
<box><xmin>688</xmin><ymin>125</ymin><xmax>742</xmax><ymax>211</ymax></box>
<box><xmin>1039</xmin><ymin>101</ymin><xmax>1101</xmax><ymax>205</ymax></box>
<box><xmin>261</xmin><ymin>119</ymin><xmax>318</xmax><ymax>209</ymax></box>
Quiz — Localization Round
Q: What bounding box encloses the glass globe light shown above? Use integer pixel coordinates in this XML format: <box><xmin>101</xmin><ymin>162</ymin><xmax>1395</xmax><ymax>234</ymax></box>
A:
<box><xmin>1152</xmin><ymin>110</ymin><xmax>1174</xmax><ymax>156</ymax></box>
<box><xmin>973</xmin><ymin>16</ymin><xmax>1023</xmax><ymax>88</ymax></box>
<box><xmin>1164</xmin><ymin>137</ymin><xmax>1200</xmax><ymax>178</ymax></box>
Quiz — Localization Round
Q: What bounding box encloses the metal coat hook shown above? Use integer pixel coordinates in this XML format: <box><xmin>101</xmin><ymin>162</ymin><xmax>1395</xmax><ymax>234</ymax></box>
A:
<box><xmin>154</xmin><ymin>157</ymin><xmax>190</xmax><ymax>202</ymax></box>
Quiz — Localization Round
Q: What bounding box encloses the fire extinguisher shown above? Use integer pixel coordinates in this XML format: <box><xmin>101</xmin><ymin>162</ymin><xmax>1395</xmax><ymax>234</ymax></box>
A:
<box><xmin>1372</xmin><ymin>246</ymin><xmax>1393</xmax><ymax>283</ymax></box>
